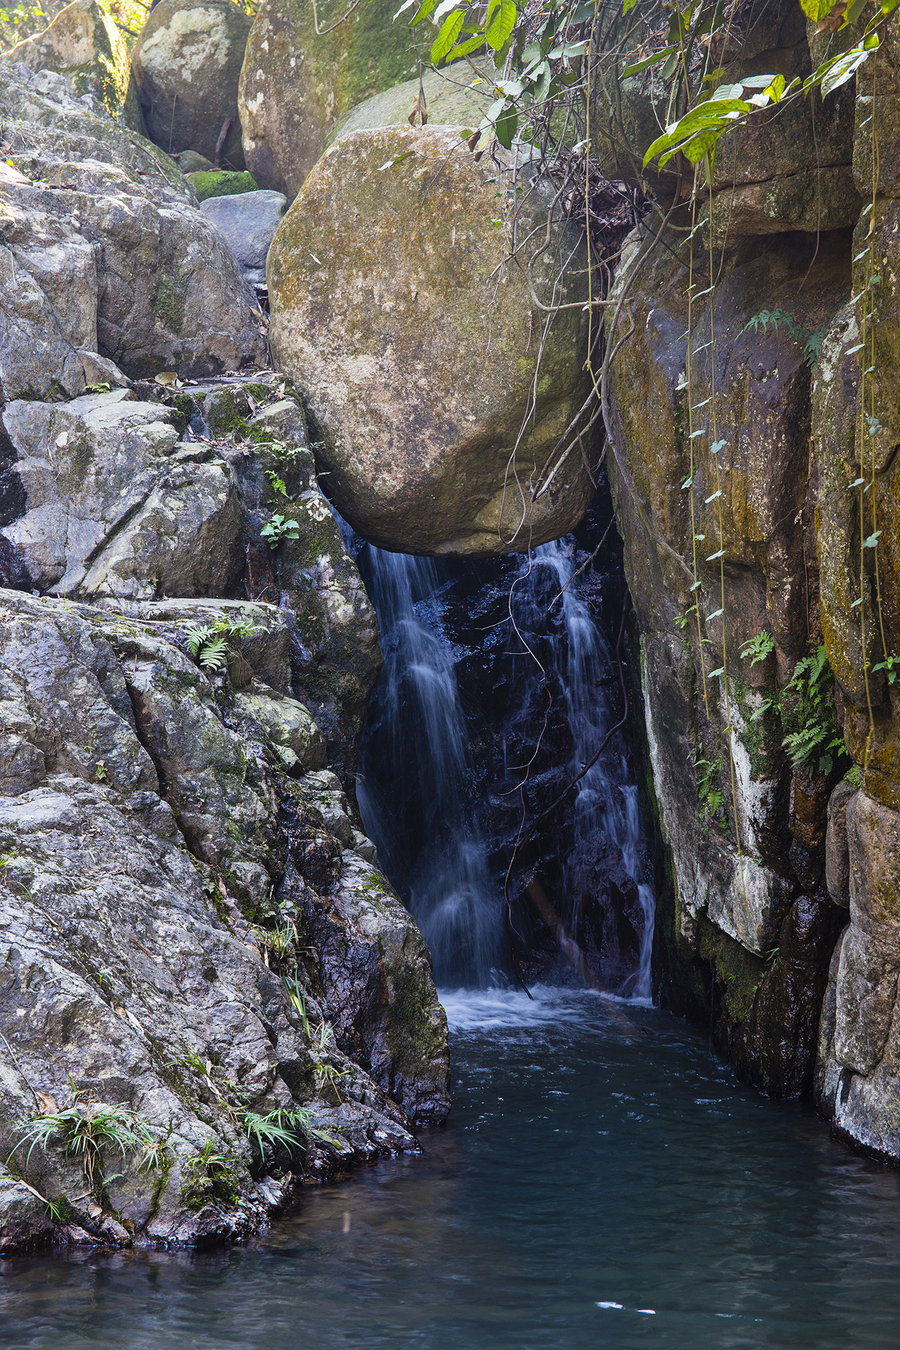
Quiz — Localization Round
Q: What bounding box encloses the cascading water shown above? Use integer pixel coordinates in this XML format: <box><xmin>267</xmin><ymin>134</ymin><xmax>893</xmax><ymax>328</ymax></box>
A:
<box><xmin>511</xmin><ymin>540</ymin><xmax>655</xmax><ymax>999</ymax></box>
<box><xmin>354</xmin><ymin>548</ymin><xmax>505</xmax><ymax>987</ymax></box>
<box><xmin>354</xmin><ymin>511</ymin><xmax>655</xmax><ymax>996</ymax></box>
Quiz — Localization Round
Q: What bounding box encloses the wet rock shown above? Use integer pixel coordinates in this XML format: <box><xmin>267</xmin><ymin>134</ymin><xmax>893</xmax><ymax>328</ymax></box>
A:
<box><xmin>0</xmin><ymin>63</ymin><xmax>264</xmax><ymax>394</ymax></box>
<box><xmin>132</xmin><ymin>0</ymin><xmax>250</xmax><ymax>168</ymax></box>
<box><xmin>734</xmin><ymin>895</ymin><xmax>846</xmax><ymax>1099</ymax></box>
<box><xmin>288</xmin><ymin>792</ymin><xmax>450</xmax><ymax>1124</ymax></box>
<box><xmin>825</xmin><ymin>779</ymin><xmax>855</xmax><ymax>908</ymax></box>
<box><xmin>239</xmin><ymin>0</ymin><xmax>425</xmax><ymax>197</ymax></box>
<box><xmin>268</xmin><ymin>127</ymin><xmax>593</xmax><ymax>555</ymax></box>
<box><xmin>0</xmin><ymin>0</ymin><xmax>143</xmax><ymax>129</ymax></box>
<box><xmin>0</xmin><ymin>1175</ymin><xmax>57</xmax><ymax>1254</ymax></box>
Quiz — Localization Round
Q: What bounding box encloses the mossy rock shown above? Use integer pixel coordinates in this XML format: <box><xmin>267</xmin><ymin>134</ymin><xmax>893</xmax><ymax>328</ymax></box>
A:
<box><xmin>268</xmin><ymin>125</ymin><xmax>593</xmax><ymax>555</ymax></box>
<box><xmin>187</xmin><ymin>169</ymin><xmax>258</xmax><ymax>201</ymax></box>
<box><xmin>132</xmin><ymin>0</ymin><xmax>251</xmax><ymax>167</ymax></box>
<box><xmin>239</xmin><ymin>0</ymin><xmax>431</xmax><ymax>197</ymax></box>
<box><xmin>327</xmin><ymin>60</ymin><xmax>494</xmax><ymax>146</ymax></box>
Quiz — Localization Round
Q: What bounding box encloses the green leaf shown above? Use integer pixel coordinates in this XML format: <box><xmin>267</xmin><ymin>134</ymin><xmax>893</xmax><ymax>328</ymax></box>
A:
<box><xmin>446</xmin><ymin>31</ymin><xmax>488</xmax><ymax>58</ymax></box>
<box><xmin>484</xmin><ymin>0</ymin><xmax>516</xmax><ymax>51</ymax></box>
<box><xmin>495</xmin><ymin>105</ymin><xmax>518</xmax><ymax>149</ymax></box>
<box><xmin>842</xmin><ymin>0</ymin><xmax>868</xmax><ymax>22</ymax></box>
<box><xmin>623</xmin><ymin>48</ymin><xmax>675</xmax><ymax>77</ymax></box>
<box><xmin>797</xmin><ymin>0</ymin><xmax>838</xmax><ymax>19</ymax></box>
<box><xmin>863</xmin><ymin>531</ymin><xmax>882</xmax><ymax>547</ymax></box>
<box><xmin>431</xmin><ymin>7</ymin><xmax>466</xmax><ymax>63</ymax></box>
<box><xmin>409</xmin><ymin>0</ymin><xmax>436</xmax><ymax>25</ymax></box>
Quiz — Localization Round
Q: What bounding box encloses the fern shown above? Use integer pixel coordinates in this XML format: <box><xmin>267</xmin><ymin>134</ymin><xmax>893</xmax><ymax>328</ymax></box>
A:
<box><xmin>780</xmin><ymin>645</ymin><xmax>848</xmax><ymax>775</ymax></box>
<box><xmin>197</xmin><ymin>635</ymin><xmax>228</xmax><ymax>672</ymax></box>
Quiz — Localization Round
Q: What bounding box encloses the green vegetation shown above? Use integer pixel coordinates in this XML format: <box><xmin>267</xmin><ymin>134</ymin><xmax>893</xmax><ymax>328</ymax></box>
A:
<box><xmin>9</xmin><ymin>1096</ymin><xmax>166</xmax><ymax>1196</ymax></box>
<box><xmin>261</xmin><ymin>512</ymin><xmax>301</xmax><ymax>549</ymax></box>
<box><xmin>181</xmin><ymin>1140</ymin><xmax>241</xmax><ymax>1210</ymax></box>
<box><xmin>186</xmin><ymin>170</ymin><xmax>258</xmax><ymax>202</ymax></box>
<box><xmin>182</xmin><ymin>615</ymin><xmax>262</xmax><ymax>675</ymax></box>
<box><xmin>739</xmin><ymin>638</ymin><xmax>850</xmax><ymax>777</ymax></box>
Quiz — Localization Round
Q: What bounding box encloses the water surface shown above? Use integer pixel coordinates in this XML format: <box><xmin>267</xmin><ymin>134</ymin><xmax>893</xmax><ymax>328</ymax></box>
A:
<box><xmin>4</xmin><ymin>988</ymin><xmax>900</xmax><ymax>1350</ymax></box>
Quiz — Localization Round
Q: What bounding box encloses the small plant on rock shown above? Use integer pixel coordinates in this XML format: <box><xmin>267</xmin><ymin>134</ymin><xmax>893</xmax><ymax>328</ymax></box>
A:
<box><xmin>10</xmin><ymin>1096</ymin><xmax>159</xmax><ymax>1196</ymax></box>
<box><xmin>260</xmin><ymin>513</ymin><xmax>301</xmax><ymax>549</ymax></box>
<box><xmin>181</xmin><ymin>1139</ymin><xmax>241</xmax><ymax>1210</ymax></box>
<box><xmin>182</xmin><ymin>616</ymin><xmax>262</xmax><ymax>674</ymax></box>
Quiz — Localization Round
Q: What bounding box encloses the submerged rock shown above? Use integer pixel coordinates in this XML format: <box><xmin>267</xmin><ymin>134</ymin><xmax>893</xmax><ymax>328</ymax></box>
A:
<box><xmin>132</xmin><ymin>0</ymin><xmax>250</xmax><ymax>168</ymax></box>
<box><xmin>268</xmin><ymin>126</ymin><xmax>594</xmax><ymax>555</ymax></box>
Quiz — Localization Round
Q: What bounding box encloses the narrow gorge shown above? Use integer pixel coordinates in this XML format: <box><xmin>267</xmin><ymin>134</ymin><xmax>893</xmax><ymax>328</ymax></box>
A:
<box><xmin>2</xmin><ymin>0</ymin><xmax>900</xmax><ymax>1342</ymax></box>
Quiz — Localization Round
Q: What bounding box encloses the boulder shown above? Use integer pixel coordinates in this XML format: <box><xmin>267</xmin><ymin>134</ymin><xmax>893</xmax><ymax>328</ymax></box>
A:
<box><xmin>328</xmin><ymin>60</ymin><xmax>493</xmax><ymax>145</ymax></box>
<box><xmin>268</xmin><ymin>126</ymin><xmax>594</xmax><ymax>555</ymax></box>
<box><xmin>0</xmin><ymin>64</ymin><xmax>265</xmax><ymax>396</ymax></box>
<box><xmin>132</xmin><ymin>0</ymin><xmax>250</xmax><ymax>168</ymax></box>
<box><xmin>0</xmin><ymin>585</ymin><xmax>448</xmax><ymax>1249</ymax></box>
<box><xmin>201</xmin><ymin>188</ymin><xmax>287</xmax><ymax>286</ymax></box>
<box><xmin>0</xmin><ymin>0</ymin><xmax>143</xmax><ymax>130</ymax></box>
<box><xmin>239</xmin><ymin>0</ymin><xmax>427</xmax><ymax>197</ymax></box>
<box><xmin>177</xmin><ymin>149</ymin><xmax>215</xmax><ymax>174</ymax></box>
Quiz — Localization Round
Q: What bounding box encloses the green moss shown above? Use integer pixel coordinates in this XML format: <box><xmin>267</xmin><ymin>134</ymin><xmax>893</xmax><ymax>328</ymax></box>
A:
<box><xmin>698</xmin><ymin>915</ymin><xmax>765</xmax><ymax>1024</ymax></box>
<box><xmin>187</xmin><ymin>170</ymin><xmax>258</xmax><ymax>202</ymax></box>
<box><xmin>155</xmin><ymin>274</ymin><xmax>189</xmax><ymax>334</ymax></box>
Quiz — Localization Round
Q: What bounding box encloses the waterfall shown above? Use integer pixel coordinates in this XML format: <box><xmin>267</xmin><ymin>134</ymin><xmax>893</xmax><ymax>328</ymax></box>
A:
<box><xmin>517</xmin><ymin>541</ymin><xmax>655</xmax><ymax>1000</ymax></box>
<box><xmin>354</xmin><ymin>526</ymin><xmax>655</xmax><ymax>998</ymax></box>
<box><xmin>355</xmin><ymin>548</ymin><xmax>505</xmax><ymax>987</ymax></box>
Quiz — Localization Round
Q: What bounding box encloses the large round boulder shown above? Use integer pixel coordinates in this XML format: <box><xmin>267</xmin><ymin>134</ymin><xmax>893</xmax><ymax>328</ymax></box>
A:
<box><xmin>132</xmin><ymin>0</ymin><xmax>250</xmax><ymax>167</ymax></box>
<box><xmin>238</xmin><ymin>0</ymin><xmax>426</xmax><ymax>198</ymax></box>
<box><xmin>267</xmin><ymin>126</ymin><xmax>594</xmax><ymax>555</ymax></box>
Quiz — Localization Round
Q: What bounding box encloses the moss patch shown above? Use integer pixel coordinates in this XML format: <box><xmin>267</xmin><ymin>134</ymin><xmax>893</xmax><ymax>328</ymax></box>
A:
<box><xmin>187</xmin><ymin>170</ymin><xmax>258</xmax><ymax>202</ymax></box>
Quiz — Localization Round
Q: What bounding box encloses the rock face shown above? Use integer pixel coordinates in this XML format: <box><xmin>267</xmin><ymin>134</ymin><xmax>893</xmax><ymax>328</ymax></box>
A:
<box><xmin>238</xmin><ymin>0</ymin><xmax>426</xmax><ymax>197</ymax></box>
<box><xmin>604</xmin><ymin>0</ymin><xmax>900</xmax><ymax>1151</ymax></box>
<box><xmin>0</xmin><ymin>586</ymin><xmax>447</xmax><ymax>1251</ymax></box>
<box><xmin>0</xmin><ymin>0</ymin><xmax>144</xmax><ymax>130</ymax></box>
<box><xmin>809</xmin><ymin>17</ymin><xmax>900</xmax><ymax>1156</ymax></box>
<box><xmin>608</xmin><ymin>226</ymin><xmax>851</xmax><ymax>1099</ymax></box>
<box><xmin>0</xmin><ymin>14</ymin><xmax>450</xmax><ymax>1256</ymax></box>
<box><xmin>132</xmin><ymin>0</ymin><xmax>250</xmax><ymax>168</ymax></box>
<box><xmin>268</xmin><ymin>126</ymin><xmax>594</xmax><ymax>555</ymax></box>
<box><xmin>590</xmin><ymin>0</ymin><xmax>858</xmax><ymax>236</ymax></box>
<box><xmin>0</xmin><ymin>367</ymin><xmax>448</xmax><ymax>1251</ymax></box>
<box><xmin>0</xmin><ymin>63</ymin><xmax>265</xmax><ymax>397</ymax></box>
<box><xmin>0</xmin><ymin>376</ymin><xmax>381</xmax><ymax>769</ymax></box>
